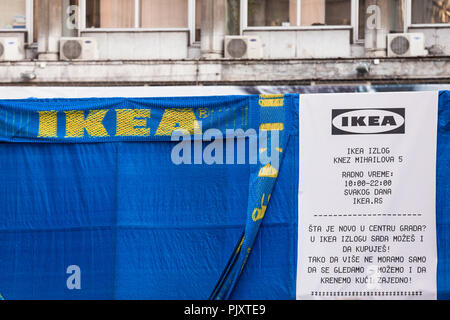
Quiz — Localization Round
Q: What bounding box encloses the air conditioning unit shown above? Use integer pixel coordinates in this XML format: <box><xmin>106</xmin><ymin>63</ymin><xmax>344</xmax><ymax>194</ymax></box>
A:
<box><xmin>60</xmin><ymin>37</ymin><xmax>99</xmax><ymax>61</ymax></box>
<box><xmin>0</xmin><ymin>37</ymin><xmax>24</xmax><ymax>61</ymax></box>
<box><xmin>387</xmin><ymin>33</ymin><xmax>427</xmax><ymax>57</ymax></box>
<box><xmin>225</xmin><ymin>36</ymin><xmax>263</xmax><ymax>59</ymax></box>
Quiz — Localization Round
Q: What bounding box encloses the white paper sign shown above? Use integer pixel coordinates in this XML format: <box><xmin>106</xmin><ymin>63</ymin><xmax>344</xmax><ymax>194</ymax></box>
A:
<box><xmin>297</xmin><ymin>92</ymin><xmax>438</xmax><ymax>300</ymax></box>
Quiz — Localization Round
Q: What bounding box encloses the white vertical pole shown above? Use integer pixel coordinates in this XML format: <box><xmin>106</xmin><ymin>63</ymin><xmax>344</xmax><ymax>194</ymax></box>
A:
<box><xmin>188</xmin><ymin>0</ymin><xmax>195</xmax><ymax>44</ymax></box>
<box><xmin>240</xmin><ymin>0</ymin><xmax>247</xmax><ymax>34</ymax></box>
<box><xmin>80</xmin><ymin>0</ymin><xmax>86</xmax><ymax>30</ymax></box>
<box><xmin>405</xmin><ymin>0</ymin><xmax>412</xmax><ymax>31</ymax></box>
<box><xmin>26</xmin><ymin>0</ymin><xmax>33</xmax><ymax>43</ymax></box>
<box><xmin>351</xmin><ymin>0</ymin><xmax>358</xmax><ymax>43</ymax></box>
<box><xmin>297</xmin><ymin>0</ymin><xmax>301</xmax><ymax>26</ymax></box>
<box><xmin>135</xmin><ymin>0</ymin><xmax>140</xmax><ymax>28</ymax></box>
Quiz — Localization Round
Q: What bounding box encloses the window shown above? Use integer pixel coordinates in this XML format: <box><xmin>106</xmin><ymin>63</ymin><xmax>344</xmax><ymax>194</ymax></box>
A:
<box><xmin>248</xmin><ymin>0</ymin><xmax>294</xmax><ymax>27</ymax></box>
<box><xmin>320</xmin><ymin>0</ymin><xmax>351</xmax><ymax>26</ymax></box>
<box><xmin>411</xmin><ymin>0</ymin><xmax>449</xmax><ymax>24</ymax></box>
<box><xmin>0</xmin><ymin>0</ymin><xmax>27</xmax><ymax>30</ymax></box>
<box><xmin>247</xmin><ymin>0</ymin><xmax>351</xmax><ymax>27</ymax></box>
<box><xmin>227</xmin><ymin>0</ymin><xmax>241</xmax><ymax>35</ymax></box>
<box><xmin>357</xmin><ymin>0</ymin><xmax>404</xmax><ymax>40</ymax></box>
<box><xmin>141</xmin><ymin>0</ymin><xmax>188</xmax><ymax>28</ymax></box>
<box><xmin>85</xmin><ymin>0</ymin><xmax>189</xmax><ymax>29</ymax></box>
<box><xmin>87</xmin><ymin>0</ymin><xmax>135</xmax><ymax>28</ymax></box>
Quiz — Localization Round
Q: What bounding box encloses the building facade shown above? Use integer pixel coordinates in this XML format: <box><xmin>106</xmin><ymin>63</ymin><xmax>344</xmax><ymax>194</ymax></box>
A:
<box><xmin>0</xmin><ymin>0</ymin><xmax>449</xmax><ymax>85</ymax></box>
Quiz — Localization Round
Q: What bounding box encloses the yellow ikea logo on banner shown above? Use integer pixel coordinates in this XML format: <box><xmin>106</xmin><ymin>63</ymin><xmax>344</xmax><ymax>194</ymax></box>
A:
<box><xmin>37</xmin><ymin>108</ymin><xmax>202</xmax><ymax>138</ymax></box>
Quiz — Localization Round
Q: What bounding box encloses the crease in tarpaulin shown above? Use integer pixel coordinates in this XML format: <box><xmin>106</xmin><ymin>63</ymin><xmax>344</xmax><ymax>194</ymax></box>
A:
<box><xmin>209</xmin><ymin>94</ymin><xmax>293</xmax><ymax>300</ymax></box>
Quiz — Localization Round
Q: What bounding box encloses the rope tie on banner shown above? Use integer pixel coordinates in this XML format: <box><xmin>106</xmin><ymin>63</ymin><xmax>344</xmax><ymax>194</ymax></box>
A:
<box><xmin>209</xmin><ymin>94</ymin><xmax>290</xmax><ymax>300</ymax></box>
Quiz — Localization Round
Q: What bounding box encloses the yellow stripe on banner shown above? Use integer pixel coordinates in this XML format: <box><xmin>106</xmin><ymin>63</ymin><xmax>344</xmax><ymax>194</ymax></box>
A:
<box><xmin>258</xmin><ymin>164</ymin><xmax>279</xmax><ymax>178</ymax></box>
<box><xmin>252</xmin><ymin>193</ymin><xmax>271</xmax><ymax>221</ymax></box>
<box><xmin>258</xmin><ymin>94</ymin><xmax>284</xmax><ymax>107</ymax></box>
<box><xmin>259</xmin><ymin>94</ymin><xmax>284</xmax><ymax>98</ymax></box>
<box><xmin>258</xmin><ymin>99</ymin><xmax>284</xmax><ymax>107</ymax></box>
<box><xmin>259</xmin><ymin>123</ymin><xmax>284</xmax><ymax>131</ymax></box>
<box><xmin>236</xmin><ymin>236</ymin><xmax>245</xmax><ymax>254</ymax></box>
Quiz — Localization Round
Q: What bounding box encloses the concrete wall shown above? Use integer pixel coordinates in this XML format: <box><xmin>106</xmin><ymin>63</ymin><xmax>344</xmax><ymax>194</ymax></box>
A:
<box><xmin>80</xmin><ymin>31</ymin><xmax>189</xmax><ymax>60</ymax></box>
<box><xmin>243</xmin><ymin>28</ymin><xmax>352</xmax><ymax>58</ymax></box>
<box><xmin>408</xmin><ymin>27</ymin><xmax>450</xmax><ymax>56</ymax></box>
<box><xmin>2</xmin><ymin>57</ymin><xmax>448</xmax><ymax>85</ymax></box>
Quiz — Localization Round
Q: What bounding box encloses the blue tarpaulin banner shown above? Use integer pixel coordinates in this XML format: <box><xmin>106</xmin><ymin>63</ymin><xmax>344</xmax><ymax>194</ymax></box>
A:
<box><xmin>0</xmin><ymin>94</ymin><xmax>298</xmax><ymax>300</ymax></box>
<box><xmin>0</xmin><ymin>91</ymin><xmax>448</xmax><ymax>299</ymax></box>
<box><xmin>437</xmin><ymin>91</ymin><xmax>450</xmax><ymax>300</ymax></box>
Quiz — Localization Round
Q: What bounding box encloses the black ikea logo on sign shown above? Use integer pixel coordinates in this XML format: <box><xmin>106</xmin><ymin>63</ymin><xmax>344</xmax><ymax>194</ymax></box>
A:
<box><xmin>331</xmin><ymin>108</ymin><xmax>405</xmax><ymax>135</ymax></box>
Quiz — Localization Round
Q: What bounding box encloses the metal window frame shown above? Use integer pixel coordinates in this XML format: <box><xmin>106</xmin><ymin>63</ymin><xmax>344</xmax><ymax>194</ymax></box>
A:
<box><xmin>351</xmin><ymin>0</ymin><xmax>360</xmax><ymax>43</ymax></box>
<box><xmin>79</xmin><ymin>0</ymin><xmax>193</xmax><ymax>34</ymax></box>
